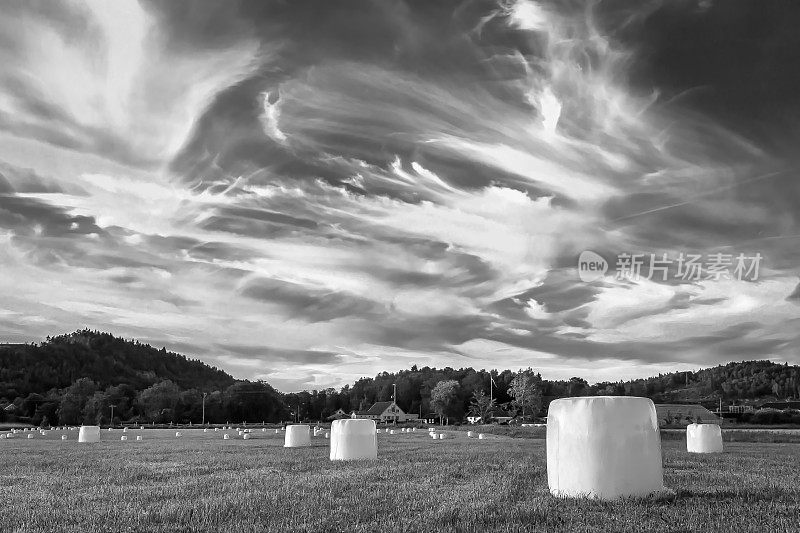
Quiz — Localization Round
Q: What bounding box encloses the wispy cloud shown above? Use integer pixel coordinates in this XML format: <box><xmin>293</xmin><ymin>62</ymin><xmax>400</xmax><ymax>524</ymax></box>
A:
<box><xmin>1</xmin><ymin>0</ymin><xmax>798</xmax><ymax>391</ymax></box>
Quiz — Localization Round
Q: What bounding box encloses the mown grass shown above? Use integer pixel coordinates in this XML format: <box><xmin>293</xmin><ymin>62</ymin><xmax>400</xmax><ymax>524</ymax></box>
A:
<box><xmin>1</xmin><ymin>429</ymin><xmax>798</xmax><ymax>532</ymax></box>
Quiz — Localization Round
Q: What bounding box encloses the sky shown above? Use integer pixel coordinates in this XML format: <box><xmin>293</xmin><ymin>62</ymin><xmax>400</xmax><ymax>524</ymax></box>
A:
<box><xmin>0</xmin><ymin>0</ymin><xmax>799</xmax><ymax>392</ymax></box>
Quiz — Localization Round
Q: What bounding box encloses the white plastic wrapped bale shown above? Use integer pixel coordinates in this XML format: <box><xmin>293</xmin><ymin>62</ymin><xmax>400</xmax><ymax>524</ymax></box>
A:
<box><xmin>438</xmin><ymin>433</ymin><xmax>446</xmax><ymax>439</ymax></box>
<box><xmin>78</xmin><ymin>426</ymin><xmax>101</xmax><ymax>443</ymax></box>
<box><xmin>547</xmin><ymin>396</ymin><xmax>667</xmax><ymax>500</ymax></box>
<box><xmin>121</xmin><ymin>436</ymin><xmax>128</xmax><ymax>441</ymax></box>
<box><xmin>329</xmin><ymin>419</ymin><xmax>377</xmax><ymax>461</ymax></box>
<box><xmin>243</xmin><ymin>434</ymin><xmax>251</xmax><ymax>440</ymax></box>
<box><xmin>27</xmin><ymin>434</ymin><xmax>34</xmax><ymax>439</ymax></box>
<box><xmin>203</xmin><ymin>429</ymin><xmax>208</xmax><ymax>433</ymax></box>
<box><xmin>325</xmin><ymin>432</ymin><xmax>330</xmax><ymax>439</ymax></box>
<box><xmin>275</xmin><ymin>429</ymin><xmax>280</xmax><ymax>434</ymax></box>
<box><xmin>136</xmin><ymin>436</ymin><xmax>143</xmax><ymax>441</ymax></box>
<box><xmin>284</xmin><ymin>425</ymin><xmax>311</xmax><ymax>448</ymax></box>
<box><xmin>175</xmin><ymin>432</ymin><xmax>182</xmax><ymax>438</ymax></box>
<box><xmin>389</xmin><ymin>430</ymin><xmax>396</xmax><ymax>435</ymax></box>
<box><xmin>223</xmin><ymin>434</ymin><xmax>230</xmax><ymax>440</ymax></box>
<box><xmin>123</xmin><ymin>427</ymin><xmax>128</xmax><ymax>433</ymax></box>
<box><xmin>686</xmin><ymin>423</ymin><xmax>723</xmax><ymax>453</ymax></box>
<box><xmin>61</xmin><ymin>435</ymin><xmax>67</xmax><ymax>441</ymax></box>
<box><xmin>478</xmin><ymin>433</ymin><xmax>485</xmax><ymax>440</ymax></box>
<box><xmin>467</xmin><ymin>431</ymin><xmax>475</xmax><ymax>438</ymax></box>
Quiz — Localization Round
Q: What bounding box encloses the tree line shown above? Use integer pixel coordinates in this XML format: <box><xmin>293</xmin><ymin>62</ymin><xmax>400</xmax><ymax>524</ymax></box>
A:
<box><xmin>2</xmin><ymin>331</ymin><xmax>798</xmax><ymax>426</ymax></box>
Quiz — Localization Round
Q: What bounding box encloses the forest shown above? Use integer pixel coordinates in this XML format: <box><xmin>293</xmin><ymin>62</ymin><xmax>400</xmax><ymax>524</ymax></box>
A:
<box><xmin>1</xmin><ymin>330</ymin><xmax>798</xmax><ymax>426</ymax></box>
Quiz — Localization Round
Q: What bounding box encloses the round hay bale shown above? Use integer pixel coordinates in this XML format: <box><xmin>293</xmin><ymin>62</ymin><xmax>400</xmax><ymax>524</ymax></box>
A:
<box><xmin>123</xmin><ymin>427</ymin><xmax>128</xmax><ymax>433</ymax></box>
<box><xmin>438</xmin><ymin>433</ymin><xmax>446</xmax><ymax>439</ymax></box>
<box><xmin>203</xmin><ymin>428</ymin><xmax>208</xmax><ymax>433</ymax></box>
<box><xmin>243</xmin><ymin>434</ymin><xmax>251</xmax><ymax>440</ymax></box>
<box><xmin>546</xmin><ymin>396</ymin><xmax>666</xmax><ymax>500</ymax></box>
<box><xmin>275</xmin><ymin>429</ymin><xmax>280</xmax><ymax>434</ymax></box>
<box><xmin>175</xmin><ymin>432</ymin><xmax>182</xmax><ymax>438</ymax></box>
<box><xmin>78</xmin><ymin>426</ymin><xmax>101</xmax><ymax>443</ymax></box>
<box><xmin>136</xmin><ymin>436</ymin><xmax>143</xmax><ymax>441</ymax></box>
<box><xmin>478</xmin><ymin>433</ymin><xmax>485</xmax><ymax>440</ymax></box>
<box><xmin>121</xmin><ymin>436</ymin><xmax>128</xmax><ymax>441</ymax></box>
<box><xmin>389</xmin><ymin>429</ymin><xmax>396</xmax><ymax>435</ymax></box>
<box><xmin>223</xmin><ymin>434</ymin><xmax>230</xmax><ymax>440</ymax></box>
<box><xmin>284</xmin><ymin>425</ymin><xmax>311</xmax><ymax>448</ymax></box>
<box><xmin>61</xmin><ymin>435</ymin><xmax>67</xmax><ymax>441</ymax></box>
<box><xmin>686</xmin><ymin>423</ymin><xmax>723</xmax><ymax>453</ymax></box>
<box><xmin>467</xmin><ymin>431</ymin><xmax>475</xmax><ymax>438</ymax></box>
<box><xmin>27</xmin><ymin>434</ymin><xmax>34</xmax><ymax>439</ymax></box>
<box><xmin>330</xmin><ymin>419</ymin><xmax>377</xmax><ymax>461</ymax></box>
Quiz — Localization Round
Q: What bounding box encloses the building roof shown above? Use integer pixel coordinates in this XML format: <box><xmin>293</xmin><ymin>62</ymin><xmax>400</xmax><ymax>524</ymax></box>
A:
<box><xmin>759</xmin><ymin>400</ymin><xmax>800</xmax><ymax>410</ymax></box>
<box><xmin>655</xmin><ymin>403</ymin><xmax>719</xmax><ymax>423</ymax></box>
<box><xmin>363</xmin><ymin>401</ymin><xmax>397</xmax><ymax>416</ymax></box>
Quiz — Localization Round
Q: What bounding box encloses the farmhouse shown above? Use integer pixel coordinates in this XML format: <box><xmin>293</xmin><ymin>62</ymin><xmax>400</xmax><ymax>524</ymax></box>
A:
<box><xmin>352</xmin><ymin>401</ymin><xmax>419</xmax><ymax>422</ymax></box>
<box><xmin>655</xmin><ymin>403</ymin><xmax>720</xmax><ymax>426</ymax></box>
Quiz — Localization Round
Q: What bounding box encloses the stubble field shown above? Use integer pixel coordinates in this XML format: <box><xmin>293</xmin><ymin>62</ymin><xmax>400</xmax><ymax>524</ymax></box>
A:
<box><xmin>1</xmin><ymin>428</ymin><xmax>798</xmax><ymax>533</ymax></box>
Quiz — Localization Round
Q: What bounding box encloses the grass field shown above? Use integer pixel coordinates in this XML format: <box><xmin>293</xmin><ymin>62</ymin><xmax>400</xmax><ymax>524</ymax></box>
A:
<box><xmin>1</xmin><ymin>428</ymin><xmax>799</xmax><ymax>532</ymax></box>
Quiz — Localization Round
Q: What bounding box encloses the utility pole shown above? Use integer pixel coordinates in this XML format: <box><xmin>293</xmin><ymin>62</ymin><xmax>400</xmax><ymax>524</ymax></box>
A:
<box><xmin>109</xmin><ymin>405</ymin><xmax>115</xmax><ymax>428</ymax></box>
<box><xmin>392</xmin><ymin>383</ymin><xmax>396</xmax><ymax>403</ymax></box>
<box><xmin>202</xmin><ymin>393</ymin><xmax>207</xmax><ymax>426</ymax></box>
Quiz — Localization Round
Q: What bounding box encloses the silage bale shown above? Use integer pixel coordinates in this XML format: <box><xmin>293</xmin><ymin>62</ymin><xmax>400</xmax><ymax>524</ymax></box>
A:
<box><xmin>686</xmin><ymin>423</ymin><xmax>723</xmax><ymax>453</ymax></box>
<box><xmin>284</xmin><ymin>425</ymin><xmax>311</xmax><ymax>448</ymax></box>
<box><xmin>243</xmin><ymin>434</ymin><xmax>251</xmax><ymax>440</ymax></box>
<box><xmin>467</xmin><ymin>431</ymin><xmax>475</xmax><ymax>438</ymax></box>
<box><xmin>136</xmin><ymin>436</ymin><xmax>143</xmax><ymax>441</ymax></box>
<box><xmin>121</xmin><ymin>436</ymin><xmax>128</xmax><ymax>441</ymax></box>
<box><xmin>329</xmin><ymin>419</ymin><xmax>377</xmax><ymax>461</ymax></box>
<box><xmin>546</xmin><ymin>396</ymin><xmax>666</xmax><ymax>500</ymax></box>
<box><xmin>78</xmin><ymin>426</ymin><xmax>101</xmax><ymax>443</ymax></box>
<box><xmin>61</xmin><ymin>435</ymin><xmax>67</xmax><ymax>441</ymax></box>
<box><xmin>223</xmin><ymin>434</ymin><xmax>230</xmax><ymax>440</ymax></box>
<box><xmin>175</xmin><ymin>432</ymin><xmax>182</xmax><ymax>438</ymax></box>
<box><xmin>478</xmin><ymin>434</ymin><xmax>485</xmax><ymax>440</ymax></box>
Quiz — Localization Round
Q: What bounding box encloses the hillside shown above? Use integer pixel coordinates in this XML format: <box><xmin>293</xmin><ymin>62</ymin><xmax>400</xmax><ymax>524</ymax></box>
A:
<box><xmin>601</xmin><ymin>360</ymin><xmax>800</xmax><ymax>407</ymax></box>
<box><xmin>0</xmin><ymin>329</ymin><xmax>235</xmax><ymax>400</ymax></box>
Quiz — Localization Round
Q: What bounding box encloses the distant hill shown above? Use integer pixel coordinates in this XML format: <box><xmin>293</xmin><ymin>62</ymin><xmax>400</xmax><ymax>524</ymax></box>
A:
<box><xmin>596</xmin><ymin>360</ymin><xmax>800</xmax><ymax>408</ymax></box>
<box><xmin>0</xmin><ymin>329</ymin><xmax>235</xmax><ymax>400</ymax></box>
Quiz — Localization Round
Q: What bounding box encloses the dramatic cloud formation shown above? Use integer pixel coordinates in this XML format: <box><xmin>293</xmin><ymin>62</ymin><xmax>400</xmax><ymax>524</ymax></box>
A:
<box><xmin>1</xmin><ymin>0</ymin><xmax>798</xmax><ymax>391</ymax></box>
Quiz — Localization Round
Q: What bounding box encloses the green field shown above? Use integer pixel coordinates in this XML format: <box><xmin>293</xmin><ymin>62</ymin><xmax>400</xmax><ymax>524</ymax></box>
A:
<box><xmin>1</xmin><ymin>429</ymin><xmax>798</xmax><ymax>532</ymax></box>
